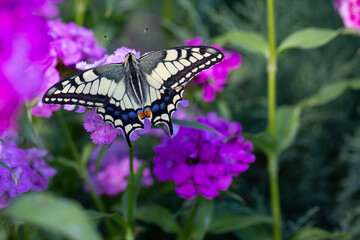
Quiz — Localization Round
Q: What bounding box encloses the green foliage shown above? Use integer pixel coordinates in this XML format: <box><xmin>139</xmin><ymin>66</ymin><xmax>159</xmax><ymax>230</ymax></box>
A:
<box><xmin>4</xmin><ymin>193</ymin><xmax>101</xmax><ymax>240</ymax></box>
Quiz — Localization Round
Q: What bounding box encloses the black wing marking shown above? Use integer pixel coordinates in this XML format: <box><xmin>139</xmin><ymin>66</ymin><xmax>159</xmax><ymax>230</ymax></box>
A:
<box><xmin>138</xmin><ymin>46</ymin><xmax>224</xmax><ymax>89</ymax></box>
<box><xmin>149</xmin><ymin>87</ymin><xmax>184</xmax><ymax>134</ymax></box>
<box><xmin>138</xmin><ymin>46</ymin><xmax>224</xmax><ymax>134</ymax></box>
<box><xmin>96</xmin><ymin>95</ymin><xmax>144</xmax><ymax>147</ymax></box>
<box><xmin>42</xmin><ymin>64</ymin><xmax>125</xmax><ymax>108</ymax></box>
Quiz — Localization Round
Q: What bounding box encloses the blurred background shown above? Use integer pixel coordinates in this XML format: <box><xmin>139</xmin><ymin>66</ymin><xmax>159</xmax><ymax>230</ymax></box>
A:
<box><xmin>2</xmin><ymin>0</ymin><xmax>360</xmax><ymax>239</ymax></box>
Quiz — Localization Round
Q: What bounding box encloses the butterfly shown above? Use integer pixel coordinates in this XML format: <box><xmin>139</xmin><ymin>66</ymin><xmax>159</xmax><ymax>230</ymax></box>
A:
<box><xmin>43</xmin><ymin>46</ymin><xmax>224</xmax><ymax>147</ymax></box>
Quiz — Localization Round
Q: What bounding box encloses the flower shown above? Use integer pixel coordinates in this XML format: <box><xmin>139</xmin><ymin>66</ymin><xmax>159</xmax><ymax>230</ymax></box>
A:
<box><xmin>0</xmin><ymin>0</ymin><xmax>51</xmax><ymax>132</ymax></box>
<box><xmin>185</xmin><ymin>37</ymin><xmax>242</xmax><ymax>102</ymax></box>
<box><xmin>31</xmin><ymin>19</ymin><xmax>106</xmax><ymax>118</ymax></box>
<box><xmin>153</xmin><ymin>112</ymin><xmax>255</xmax><ymax>200</ymax></box>
<box><xmin>87</xmin><ymin>141</ymin><xmax>153</xmax><ymax>196</ymax></box>
<box><xmin>335</xmin><ymin>0</ymin><xmax>360</xmax><ymax>33</ymax></box>
<box><xmin>0</xmin><ymin>141</ymin><xmax>57</xmax><ymax>208</ymax></box>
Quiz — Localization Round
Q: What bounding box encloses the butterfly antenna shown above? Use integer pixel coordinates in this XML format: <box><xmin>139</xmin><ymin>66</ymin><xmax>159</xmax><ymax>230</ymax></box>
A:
<box><xmin>104</xmin><ymin>35</ymin><xmax>130</xmax><ymax>56</ymax></box>
<box><xmin>135</xmin><ymin>27</ymin><xmax>149</xmax><ymax>46</ymax></box>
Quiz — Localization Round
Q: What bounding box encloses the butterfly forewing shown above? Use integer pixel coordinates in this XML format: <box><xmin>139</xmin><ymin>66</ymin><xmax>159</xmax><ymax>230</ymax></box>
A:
<box><xmin>42</xmin><ymin>46</ymin><xmax>224</xmax><ymax>147</ymax></box>
<box><xmin>42</xmin><ymin>64</ymin><xmax>125</xmax><ymax>107</ymax></box>
<box><xmin>139</xmin><ymin>46</ymin><xmax>224</xmax><ymax>89</ymax></box>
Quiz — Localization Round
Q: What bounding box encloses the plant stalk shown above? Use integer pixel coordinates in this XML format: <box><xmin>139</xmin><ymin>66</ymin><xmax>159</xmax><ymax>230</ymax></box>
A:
<box><xmin>126</xmin><ymin>146</ymin><xmax>135</xmax><ymax>240</ymax></box>
<box><xmin>266</xmin><ymin>0</ymin><xmax>282</xmax><ymax>239</ymax></box>
<box><xmin>55</xmin><ymin>111</ymin><xmax>116</xmax><ymax>236</ymax></box>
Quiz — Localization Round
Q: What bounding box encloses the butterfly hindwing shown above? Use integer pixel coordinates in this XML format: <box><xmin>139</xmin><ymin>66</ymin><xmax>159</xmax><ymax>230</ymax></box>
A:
<box><xmin>42</xmin><ymin>64</ymin><xmax>125</xmax><ymax>108</ymax></box>
<box><xmin>96</xmin><ymin>100</ymin><xmax>144</xmax><ymax>146</ymax></box>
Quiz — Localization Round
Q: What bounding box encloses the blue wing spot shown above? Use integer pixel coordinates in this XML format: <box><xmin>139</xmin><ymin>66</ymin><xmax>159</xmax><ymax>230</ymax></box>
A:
<box><xmin>107</xmin><ymin>106</ymin><xmax>114</xmax><ymax>112</ymax></box>
<box><xmin>122</xmin><ymin>114</ymin><xmax>128</xmax><ymax>121</ymax></box>
<box><xmin>129</xmin><ymin>111</ymin><xmax>137</xmax><ymax>119</ymax></box>
<box><xmin>164</xmin><ymin>96</ymin><xmax>170</xmax><ymax>102</ymax></box>
<box><xmin>152</xmin><ymin>104</ymin><xmax>159</xmax><ymax>112</ymax></box>
<box><xmin>168</xmin><ymin>90</ymin><xmax>173</xmax><ymax>95</ymax></box>
<box><xmin>114</xmin><ymin>110</ymin><xmax>120</xmax><ymax>115</ymax></box>
<box><xmin>160</xmin><ymin>103</ymin><xmax>165</xmax><ymax>110</ymax></box>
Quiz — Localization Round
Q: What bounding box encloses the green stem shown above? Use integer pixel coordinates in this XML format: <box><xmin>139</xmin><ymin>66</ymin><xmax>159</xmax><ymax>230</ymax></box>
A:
<box><xmin>75</xmin><ymin>0</ymin><xmax>88</xmax><ymax>26</ymax></box>
<box><xmin>55</xmin><ymin>111</ymin><xmax>116</xmax><ymax>236</ymax></box>
<box><xmin>182</xmin><ymin>198</ymin><xmax>198</xmax><ymax>240</ymax></box>
<box><xmin>126</xmin><ymin>147</ymin><xmax>135</xmax><ymax>240</ymax></box>
<box><xmin>55</xmin><ymin>111</ymin><xmax>81</xmax><ymax>165</ymax></box>
<box><xmin>266</xmin><ymin>0</ymin><xmax>282</xmax><ymax>240</ymax></box>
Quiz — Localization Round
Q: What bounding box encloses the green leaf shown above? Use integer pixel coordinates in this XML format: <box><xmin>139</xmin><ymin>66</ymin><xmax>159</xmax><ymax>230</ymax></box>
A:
<box><xmin>209</xmin><ymin>214</ymin><xmax>273</xmax><ymax>234</ymax></box>
<box><xmin>245</xmin><ymin>132</ymin><xmax>276</xmax><ymax>157</ymax></box>
<box><xmin>86</xmin><ymin>210</ymin><xmax>126</xmax><ymax>227</ymax></box>
<box><xmin>278</xmin><ymin>28</ymin><xmax>343</xmax><ymax>54</ymax></box>
<box><xmin>214</xmin><ymin>30</ymin><xmax>269</xmax><ymax>56</ymax></box>
<box><xmin>136</xmin><ymin>204</ymin><xmax>181</xmax><ymax>234</ymax></box>
<box><xmin>348</xmin><ymin>79</ymin><xmax>360</xmax><ymax>90</ymax></box>
<box><xmin>299</xmin><ymin>81</ymin><xmax>348</xmax><ymax>109</ymax></box>
<box><xmin>235</xmin><ymin>225</ymin><xmax>273</xmax><ymax>240</ymax></box>
<box><xmin>0</xmin><ymin>161</ymin><xmax>17</xmax><ymax>185</ymax></box>
<box><xmin>192</xmin><ymin>198</ymin><xmax>214</xmax><ymax>240</ymax></box>
<box><xmin>173</xmin><ymin>119</ymin><xmax>219</xmax><ymax>134</ymax></box>
<box><xmin>5</xmin><ymin>193</ymin><xmax>101</xmax><ymax>240</ymax></box>
<box><xmin>20</xmin><ymin>109</ymin><xmax>44</xmax><ymax>148</ymax></box>
<box><xmin>276</xmin><ymin>106</ymin><xmax>301</xmax><ymax>153</ymax></box>
<box><xmin>291</xmin><ymin>227</ymin><xmax>349</xmax><ymax>240</ymax></box>
<box><xmin>95</xmin><ymin>144</ymin><xmax>112</xmax><ymax>175</ymax></box>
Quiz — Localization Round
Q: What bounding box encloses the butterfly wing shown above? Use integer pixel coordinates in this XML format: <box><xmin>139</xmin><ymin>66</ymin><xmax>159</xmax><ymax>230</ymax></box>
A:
<box><xmin>138</xmin><ymin>46</ymin><xmax>224</xmax><ymax>132</ymax></box>
<box><xmin>42</xmin><ymin>64</ymin><xmax>125</xmax><ymax>108</ymax></box>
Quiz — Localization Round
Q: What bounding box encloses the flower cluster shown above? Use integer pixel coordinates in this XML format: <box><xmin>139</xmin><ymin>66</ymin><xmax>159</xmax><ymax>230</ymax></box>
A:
<box><xmin>87</xmin><ymin>141</ymin><xmax>153</xmax><ymax>196</ymax></box>
<box><xmin>185</xmin><ymin>37</ymin><xmax>242</xmax><ymax>102</ymax></box>
<box><xmin>153</xmin><ymin>112</ymin><xmax>255</xmax><ymax>200</ymax></box>
<box><xmin>0</xmin><ymin>142</ymin><xmax>57</xmax><ymax>208</ymax></box>
<box><xmin>31</xmin><ymin>19</ymin><xmax>106</xmax><ymax>118</ymax></box>
<box><xmin>81</xmin><ymin>48</ymin><xmax>151</xmax><ymax>146</ymax></box>
<box><xmin>0</xmin><ymin>0</ymin><xmax>52</xmax><ymax>132</ymax></box>
<box><xmin>335</xmin><ymin>0</ymin><xmax>360</xmax><ymax>33</ymax></box>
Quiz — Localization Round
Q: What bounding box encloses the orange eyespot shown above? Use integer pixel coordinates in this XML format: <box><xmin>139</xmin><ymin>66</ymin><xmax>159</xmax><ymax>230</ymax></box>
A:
<box><xmin>144</xmin><ymin>109</ymin><xmax>152</xmax><ymax>117</ymax></box>
<box><xmin>138</xmin><ymin>111</ymin><xmax>145</xmax><ymax>120</ymax></box>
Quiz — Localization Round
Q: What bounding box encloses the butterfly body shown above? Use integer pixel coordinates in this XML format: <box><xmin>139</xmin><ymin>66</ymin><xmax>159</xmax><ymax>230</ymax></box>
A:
<box><xmin>43</xmin><ymin>46</ymin><xmax>224</xmax><ymax>146</ymax></box>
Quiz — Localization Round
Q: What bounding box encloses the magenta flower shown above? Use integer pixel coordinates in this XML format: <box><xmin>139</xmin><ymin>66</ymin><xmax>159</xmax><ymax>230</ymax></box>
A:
<box><xmin>0</xmin><ymin>141</ymin><xmax>57</xmax><ymax>208</ymax></box>
<box><xmin>185</xmin><ymin>37</ymin><xmax>242</xmax><ymax>102</ymax></box>
<box><xmin>31</xmin><ymin>19</ymin><xmax>106</xmax><ymax>118</ymax></box>
<box><xmin>335</xmin><ymin>0</ymin><xmax>360</xmax><ymax>33</ymax></box>
<box><xmin>0</xmin><ymin>0</ymin><xmax>51</xmax><ymax>132</ymax></box>
<box><xmin>153</xmin><ymin>112</ymin><xmax>255</xmax><ymax>200</ymax></box>
<box><xmin>87</xmin><ymin>141</ymin><xmax>153</xmax><ymax>196</ymax></box>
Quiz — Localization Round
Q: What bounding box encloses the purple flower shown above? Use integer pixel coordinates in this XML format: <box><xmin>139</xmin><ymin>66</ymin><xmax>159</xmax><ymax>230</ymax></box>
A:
<box><xmin>86</xmin><ymin>141</ymin><xmax>153</xmax><ymax>196</ymax></box>
<box><xmin>153</xmin><ymin>112</ymin><xmax>255</xmax><ymax>200</ymax></box>
<box><xmin>0</xmin><ymin>141</ymin><xmax>57</xmax><ymax>208</ymax></box>
<box><xmin>185</xmin><ymin>37</ymin><xmax>242</xmax><ymax>102</ymax></box>
<box><xmin>335</xmin><ymin>0</ymin><xmax>360</xmax><ymax>33</ymax></box>
<box><xmin>31</xmin><ymin>19</ymin><xmax>106</xmax><ymax>118</ymax></box>
<box><xmin>0</xmin><ymin>0</ymin><xmax>51</xmax><ymax>132</ymax></box>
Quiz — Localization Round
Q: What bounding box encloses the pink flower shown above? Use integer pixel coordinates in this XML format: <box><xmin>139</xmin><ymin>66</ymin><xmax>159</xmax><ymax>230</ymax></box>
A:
<box><xmin>0</xmin><ymin>0</ymin><xmax>51</xmax><ymax>132</ymax></box>
<box><xmin>31</xmin><ymin>19</ymin><xmax>106</xmax><ymax>118</ymax></box>
<box><xmin>86</xmin><ymin>141</ymin><xmax>153</xmax><ymax>196</ymax></box>
<box><xmin>336</xmin><ymin>0</ymin><xmax>360</xmax><ymax>33</ymax></box>
<box><xmin>185</xmin><ymin>37</ymin><xmax>242</xmax><ymax>102</ymax></box>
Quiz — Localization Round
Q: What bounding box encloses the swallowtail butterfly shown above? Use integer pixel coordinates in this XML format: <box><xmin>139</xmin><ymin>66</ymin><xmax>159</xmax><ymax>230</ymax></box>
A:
<box><xmin>43</xmin><ymin>46</ymin><xmax>224</xmax><ymax>146</ymax></box>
